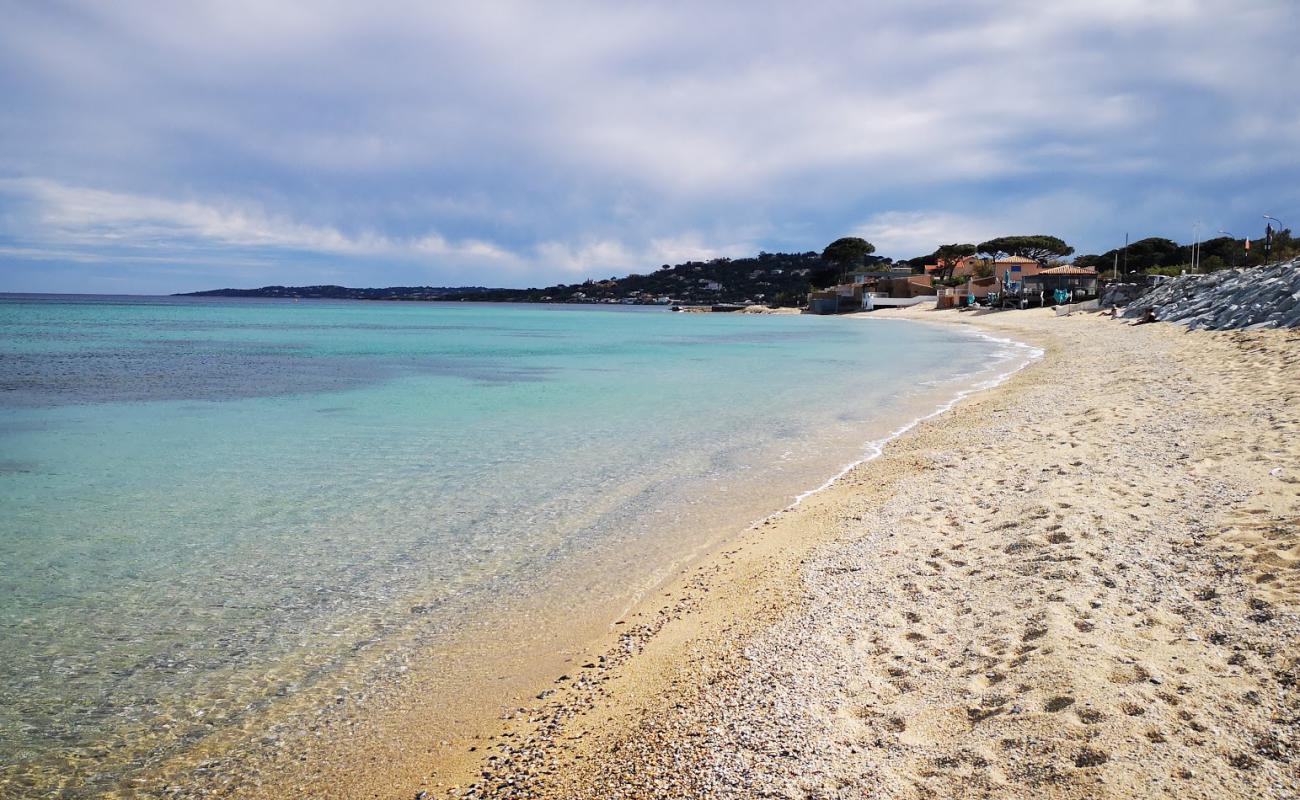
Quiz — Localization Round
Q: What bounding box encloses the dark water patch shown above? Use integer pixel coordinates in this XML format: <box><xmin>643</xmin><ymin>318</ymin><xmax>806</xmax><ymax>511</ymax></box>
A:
<box><xmin>0</xmin><ymin>460</ymin><xmax>39</xmax><ymax>474</ymax></box>
<box><xmin>501</xmin><ymin>329</ymin><xmax>571</xmax><ymax>339</ymax></box>
<box><xmin>404</xmin><ymin>358</ymin><xmax>557</xmax><ymax>385</ymax></box>
<box><xmin>652</xmin><ymin>329</ymin><xmax>824</xmax><ymax>347</ymax></box>
<box><xmin>0</xmin><ymin>419</ymin><xmax>61</xmax><ymax>434</ymax></box>
<box><xmin>1</xmin><ymin>316</ymin><xmax>519</xmax><ymax>337</ymax></box>
<box><xmin>0</xmin><ymin>346</ymin><xmax>560</xmax><ymax>407</ymax></box>
<box><xmin>126</xmin><ymin>338</ymin><xmax>313</xmax><ymax>352</ymax></box>
<box><xmin>0</xmin><ymin>349</ymin><xmax>389</xmax><ymax>407</ymax></box>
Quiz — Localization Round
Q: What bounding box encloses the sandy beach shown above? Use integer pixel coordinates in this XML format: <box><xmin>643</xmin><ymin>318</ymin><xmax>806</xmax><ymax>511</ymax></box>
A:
<box><xmin>433</xmin><ymin>307</ymin><xmax>1299</xmax><ymax>799</ymax></box>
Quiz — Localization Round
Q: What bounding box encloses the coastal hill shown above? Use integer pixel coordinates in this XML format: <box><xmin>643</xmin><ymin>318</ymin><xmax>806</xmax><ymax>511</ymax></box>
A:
<box><xmin>177</xmin><ymin>251</ymin><xmax>869</xmax><ymax>306</ymax></box>
<box><xmin>178</xmin><ymin>284</ymin><xmax>500</xmax><ymax>301</ymax></box>
<box><xmin>178</xmin><ymin>229</ymin><xmax>1296</xmax><ymax>307</ymax></box>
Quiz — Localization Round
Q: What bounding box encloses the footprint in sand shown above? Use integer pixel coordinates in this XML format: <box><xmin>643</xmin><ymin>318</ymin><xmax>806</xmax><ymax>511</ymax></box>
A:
<box><xmin>1107</xmin><ymin>663</ymin><xmax>1151</xmax><ymax>685</ymax></box>
<box><xmin>1074</xmin><ymin>748</ymin><xmax>1109</xmax><ymax>767</ymax></box>
<box><xmin>1075</xmin><ymin>707</ymin><xmax>1105</xmax><ymax>724</ymax></box>
<box><xmin>1119</xmin><ymin>701</ymin><xmax>1147</xmax><ymax>716</ymax></box>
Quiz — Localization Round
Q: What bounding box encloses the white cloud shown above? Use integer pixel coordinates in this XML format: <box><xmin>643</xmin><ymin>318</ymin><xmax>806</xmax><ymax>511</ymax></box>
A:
<box><xmin>0</xmin><ymin>177</ymin><xmax>755</xmax><ymax>284</ymax></box>
<box><xmin>0</xmin><ymin>1</ymin><xmax>1297</xmax><ymax>291</ymax></box>
<box><xmin>853</xmin><ymin>191</ymin><xmax>1117</xmax><ymax>255</ymax></box>
<box><xmin>530</xmin><ymin>234</ymin><xmax>755</xmax><ymax>277</ymax></box>
<box><xmin>0</xmin><ymin>178</ymin><xmax>521</xmax><ymax>266</ymax></box>
<box><xmin>854</xmin><ymin>211</ymin><xmax>997</xmax><ymax>256</ymax></box>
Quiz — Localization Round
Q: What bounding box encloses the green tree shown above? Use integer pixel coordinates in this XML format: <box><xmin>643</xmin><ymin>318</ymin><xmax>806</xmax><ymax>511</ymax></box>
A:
<box><xmin>932</xmin><ymin>243</ymin><xmax>977</xmax><ymax>280</ymax></box>
<box><xmin>1072</xmin><ymin>253</ymin><xmax>1108</xmax><ymax>271</ymax></box>
<box><xmin>821</xmin><ymin>237</ymin><xmax>876</xmax><ymax>285</ymax></box>
<box><xmin>1076</xmin><ymin>237</ymin><xmax>1178</xmax><ymax>275</ymax></box>
<box><xmin>977</xmin><ymin>235</ymin><xmax>1074</xmax><ymax>264</ymax></box>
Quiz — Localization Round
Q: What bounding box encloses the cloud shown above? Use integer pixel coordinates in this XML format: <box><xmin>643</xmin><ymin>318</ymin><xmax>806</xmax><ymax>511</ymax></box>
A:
<box><xmin>0</xmin><ymin>177</ymin><xmax>519</xmax><ymax>265</ymax></box>
<box><xmin>0</xmin><ymin>1</ymin><xmax>1297</xmax><ymax>292</ymax></box>
<box><xmin>852</xmin><ymin>191</ymin><xmax>1117</xmax><ymax>255</ymax></box>
<box><xmin>533</xmin><ymin>234</ymin><xmax>753</xmax><ymax>277</ymax></box>
<box><xmin>0</xmin><ymin>177</ymin><xmax>745</xmax><ymax>286</ymax></box>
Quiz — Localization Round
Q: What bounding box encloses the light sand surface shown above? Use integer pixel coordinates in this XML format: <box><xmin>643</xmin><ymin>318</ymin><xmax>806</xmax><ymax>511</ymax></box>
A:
<box><xmin>441</xmin><ymin>307</ymin><xmax>1299</xmax><ymax>799</ymax></box>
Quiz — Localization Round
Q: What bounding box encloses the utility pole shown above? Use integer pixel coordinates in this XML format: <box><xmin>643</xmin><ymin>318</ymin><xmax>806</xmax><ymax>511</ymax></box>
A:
<box><xmin>1122</xmin><ymin>232</ymin><xmax>1128</xmax><ymax>280</ymax></box>
<box><xmin>1191</xmin><ymin>222</ymin><xmax>1203</xmax><ymax>273</ymax></box>
<box><xmin>1218</xmin><ymin>230</ymin><xmax>1236</xmax><ymax>268</ymax></box>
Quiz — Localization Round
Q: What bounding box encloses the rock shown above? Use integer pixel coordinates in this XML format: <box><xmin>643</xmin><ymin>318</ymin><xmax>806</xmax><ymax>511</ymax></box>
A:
<box><xmin>1100</xmin><ymin>283</ymin><xmax>1145</xmax><ymax>308</ymax></box>
<box><xmin>1122</xmin><ymin>258</ymin><xmax>1300</xmax><ymax>330</ymax></box>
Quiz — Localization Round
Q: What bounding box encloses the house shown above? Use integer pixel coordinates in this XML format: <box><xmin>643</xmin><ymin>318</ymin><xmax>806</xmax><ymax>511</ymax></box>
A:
<box><xmin>887</xmin><ymin>274</ymin><xmax>936</xmax><ymax>298</ymax></box>
<box><xmin>992</xmin><ymin>256</ymin><xmax>1042</xmax><ymax>287</ymax></box>
<box><xmin>807</xmin><ymin>283</ymin><xmax>866</xmax><ymax>314</ymax></box>
<box><xmin>923</xmin><ymin>255</ymin><xmax>980</xmax><ymax>278</ymax></box>
<box><xmin>923</xmin><ymin>255</ymin><xmax>1049</xmax><ymax>284</ymax></box>
<box><xmin>954</xmin><ymin>275</ymin><xmax>1000</xmax><ymax>303</ymax></box>
<box><xmin>851</xmin><ymin>266</ymin><xmax>914</xmax><ymax>284</ymax></box>
<box><xmin>1022</xmin><ymin>266</ymin><xmax>1099</xmax><ymax>302</ymax></box>
<box><xmin>849</xmin><ymin>268</ymin><xmax>935</xmax><ymax>300</ymax></box>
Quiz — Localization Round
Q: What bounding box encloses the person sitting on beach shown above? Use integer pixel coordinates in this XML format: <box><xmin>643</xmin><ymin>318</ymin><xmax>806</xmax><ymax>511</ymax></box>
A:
<box><xmin>1134</xmin><ymin>308</ymin><xmax>1157</xmax><ymax>325</ymax></box>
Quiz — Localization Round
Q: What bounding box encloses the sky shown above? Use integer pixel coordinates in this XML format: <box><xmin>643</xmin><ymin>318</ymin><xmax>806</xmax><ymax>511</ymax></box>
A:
<box><xmin>1</xmin><ymin>0</ymin><xmax>1297</xmax><ymax>294</ymax></box>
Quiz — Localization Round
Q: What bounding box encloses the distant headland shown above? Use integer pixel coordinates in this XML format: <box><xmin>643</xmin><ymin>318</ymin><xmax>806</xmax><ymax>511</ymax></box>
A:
<box><xmin>175</xmin><ymin>252</ymin><xmax>841</xmax><ymax>307</ymax></box>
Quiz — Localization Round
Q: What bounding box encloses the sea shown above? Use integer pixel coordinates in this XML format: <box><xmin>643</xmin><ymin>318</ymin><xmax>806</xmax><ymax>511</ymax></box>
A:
<box><xmin>0</xmin><ymin>294</ymin><xmax>1032</xmax><ymax>796</ymax></box>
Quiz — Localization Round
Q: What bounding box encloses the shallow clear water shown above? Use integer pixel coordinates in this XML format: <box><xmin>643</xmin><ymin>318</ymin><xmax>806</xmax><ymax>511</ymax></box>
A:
<box><xmin>0</xmin><ymin>295</ymin><xmax>1018</xmax><ymax>795</ymax></box>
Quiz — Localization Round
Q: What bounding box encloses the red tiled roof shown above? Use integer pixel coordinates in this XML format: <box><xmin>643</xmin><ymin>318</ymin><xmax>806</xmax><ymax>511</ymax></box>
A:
<box><xmin>1038</xmin><ymin>265</ymin><xmax>1097</xmax><ymax>275</ymax></box>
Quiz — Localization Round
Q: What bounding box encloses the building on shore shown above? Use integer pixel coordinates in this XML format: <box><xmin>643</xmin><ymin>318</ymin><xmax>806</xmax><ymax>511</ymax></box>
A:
<box><xmin>954</xmin><ymin>275</ymin><xmax>1000</xmax><ymax>305</ymax></box>
<box><xmin>1022</xmin><ymin>265</ymin><xmax>1099</xmax><ymax>302</ymax></box>
<box><xmin>809</xmin><ymin>271</ymin><xmax>938</xmax><ymax>314</ymax></box>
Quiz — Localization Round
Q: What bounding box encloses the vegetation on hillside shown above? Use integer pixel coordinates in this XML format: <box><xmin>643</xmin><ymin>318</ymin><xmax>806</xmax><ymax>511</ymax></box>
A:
<box><xmin>423</xmin><ymin>252</ymin><xmax>857</xmax><ymax>306</ymax></box>
<box><xmin>181</xmin><ymin>228</ymin><xmax>1295</xmax><ymax>306</ymax></box>
<box><xmin>1074</xmin><ymin>229</ymin><xmax>1295</xmax><ymax>276</ymax></box>
<box><xmin>820</xmin><ymin>237</ymin><xmax>877</xmax><ymax>284</ymax></box>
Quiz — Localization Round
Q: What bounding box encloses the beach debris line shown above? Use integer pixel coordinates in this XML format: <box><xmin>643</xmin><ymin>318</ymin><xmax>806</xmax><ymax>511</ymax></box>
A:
<box><xmin>1123</xmin><ymin>257</ymin><xmax>1300</xmax><ymax>330</ymax></box>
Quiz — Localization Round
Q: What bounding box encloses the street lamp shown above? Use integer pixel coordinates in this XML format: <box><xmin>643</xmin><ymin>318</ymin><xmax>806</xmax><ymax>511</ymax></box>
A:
<box><xmin>1263</xmin><ymin>215</ymin><xmax>1287</xmax><ymax>262</ymax></box>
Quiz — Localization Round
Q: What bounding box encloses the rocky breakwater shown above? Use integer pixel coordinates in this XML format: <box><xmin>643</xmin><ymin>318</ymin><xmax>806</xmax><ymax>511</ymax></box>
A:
<box><xmin>1123</xmin><ymin>258</ymin><xmax>1300</xmax><ymax>330</ymax></box>
<box><xmin>1098</xmin><ymin>282</ymin><xmax>1146</xmax><ymax>308</ymax></box>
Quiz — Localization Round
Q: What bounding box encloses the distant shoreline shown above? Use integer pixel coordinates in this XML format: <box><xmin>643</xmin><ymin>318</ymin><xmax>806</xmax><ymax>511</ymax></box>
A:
<box><xmin>174</xmin><ymin>286</ymin><xmax>804</xmax><ymax>310</ymax></box>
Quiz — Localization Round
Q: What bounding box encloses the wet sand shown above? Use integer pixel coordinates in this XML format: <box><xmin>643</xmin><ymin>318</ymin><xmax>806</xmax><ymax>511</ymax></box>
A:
<box><xmin>441</xmin><ymin>307</ymin><xmax>1299</xmax><ymax>799</ymax></box>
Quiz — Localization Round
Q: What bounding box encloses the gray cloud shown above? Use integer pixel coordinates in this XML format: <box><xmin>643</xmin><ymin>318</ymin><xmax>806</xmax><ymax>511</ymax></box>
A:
<box><xmin>0</xmin><ymin>0</ymin><xmax>1297</xmax><ymax>292</ymax></box>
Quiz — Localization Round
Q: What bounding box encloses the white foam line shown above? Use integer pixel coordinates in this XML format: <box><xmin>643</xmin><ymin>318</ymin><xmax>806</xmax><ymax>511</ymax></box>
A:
<box><xmin>750</xmin><ymin>328</ymin><xmax>1043</xmax><ymax>527</ymax></box>
<box><xmin>611</xmin><ymin>326</ymin><xmax>1042</xmax><ymax>627</ymax></box>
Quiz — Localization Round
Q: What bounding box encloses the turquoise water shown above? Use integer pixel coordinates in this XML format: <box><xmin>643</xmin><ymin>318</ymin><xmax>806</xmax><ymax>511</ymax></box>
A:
<box><xmin>0</xmin><ymin>296</ymin><xmax>1018</xmax><ymax>795</ymax></box>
